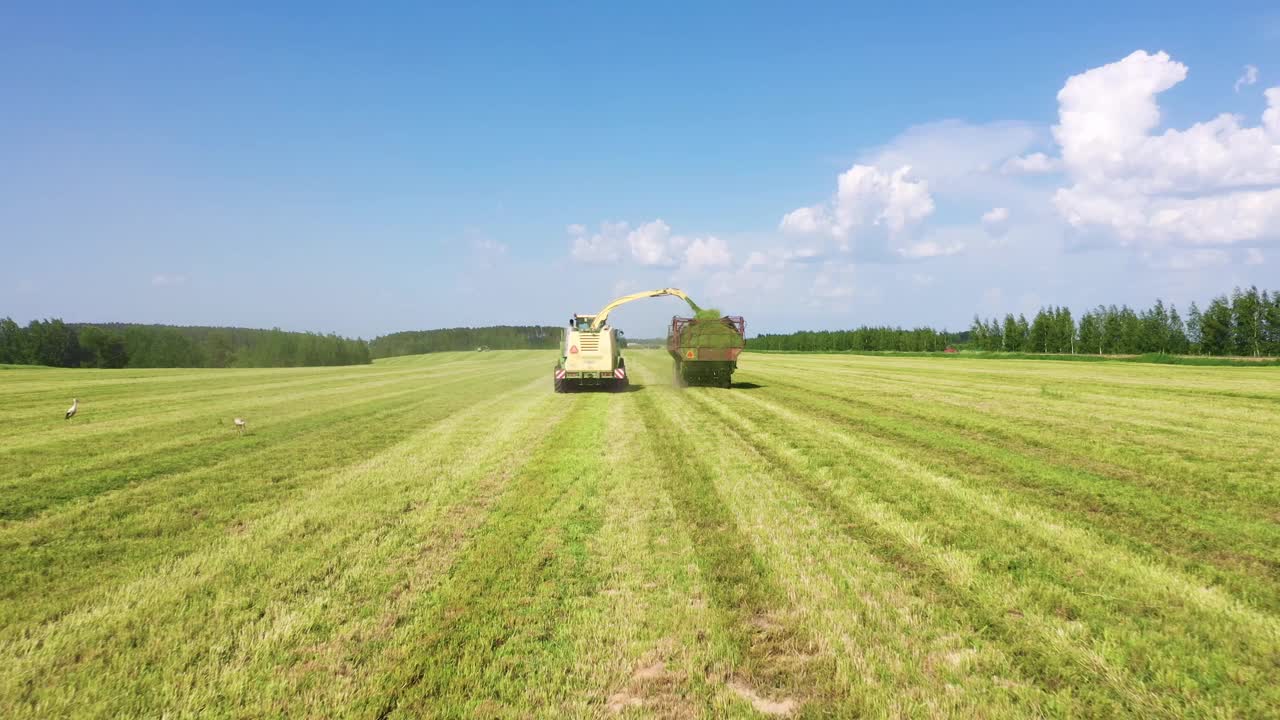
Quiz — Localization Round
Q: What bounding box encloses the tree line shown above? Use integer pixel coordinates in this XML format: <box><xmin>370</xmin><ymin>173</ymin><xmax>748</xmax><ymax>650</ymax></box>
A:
<box><xmin>747</xmin><ymin>326</ymin><xmax>958</xmax><ymax>353</ymax></box>
<box><xmin>369</xmin><ymin>326</ymin><xmax>561</xmax><ymax>358</ymax></box>
<box><xmin>746</xmin><ymin>286</ymin><xmax>1280</xmax><ymax>357</ymax></box>
<box><xmin>0</xmin><ymin>319</ymin><xmax>371</xmax><ymax>368</ymax></box>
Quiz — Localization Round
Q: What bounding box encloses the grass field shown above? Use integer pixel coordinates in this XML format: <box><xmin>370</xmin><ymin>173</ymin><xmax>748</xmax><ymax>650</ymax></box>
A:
<box><xmin>2</xmin><ymin>350</ymin><xmax>1278</xmax><ymax>718</ymax></box>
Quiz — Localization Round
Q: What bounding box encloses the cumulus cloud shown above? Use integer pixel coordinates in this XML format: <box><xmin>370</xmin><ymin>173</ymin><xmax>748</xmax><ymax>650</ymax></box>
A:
<box><xmin>781</xmin><ymin>164</ymin><xmax>934</xmax><ymax>245</ymax></box>
<box><xmin>683</xmin><ymin>236</ymin><xmax>733</xmax><ymax>270</ymax></box>
<box><xmin>1052</xmin><ymin>50</ymin><xmax>1280</xmax><ymax>247</ymax></box>
<box><xmin>1235</xmin><ymin>65</ymin><xmax>1259</xmax><ymax>93</ymax></box>
<box><xmin>568</xmin><ymin>220</ymin><xmax>731</xmax><ymax>269</ymax></box>
<box><xmin>1001</xmin><ymin>152</ymin><xmax>1060</xmax><ymax>174</ymax></box>
<box><xmin>626</xmin><ymin>220</ymin><xmax>680</xmax><ymax>266</ymax></box>
<box><xmin>981</xmin><ymin>207</ymin><xmax>1011</xmax><ymax>236</ymax></box>
<box><xmin>569</xmin><ymin>221</ymin><xmax>627</xmax><ymax>264</ymax></box>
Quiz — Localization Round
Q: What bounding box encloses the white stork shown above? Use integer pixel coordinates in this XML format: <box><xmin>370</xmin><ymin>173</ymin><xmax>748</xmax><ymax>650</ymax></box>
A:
<box><xmin>233</xmin><ymin>417</ymin><xmax>247</xmax><ymax>433</ymax></box>
<box><xmin>65</xmin><ymin>398</ymin><xmax>78</xmax><ymax>420</ymax></box>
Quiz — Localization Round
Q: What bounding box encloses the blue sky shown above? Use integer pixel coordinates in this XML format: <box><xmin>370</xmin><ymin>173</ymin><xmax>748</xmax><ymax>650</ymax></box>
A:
<box><xmin>3</xmin><ymin>2</ymin><xmax>1279</xmax><ymax>338</ymax></box>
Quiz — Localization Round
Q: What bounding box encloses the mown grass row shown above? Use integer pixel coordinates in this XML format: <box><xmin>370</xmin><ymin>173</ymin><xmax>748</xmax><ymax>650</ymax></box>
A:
<box><xmin>2</xmin><ymin>349</ymin><xmax>1276</xmax><ymax>717</ymax></box>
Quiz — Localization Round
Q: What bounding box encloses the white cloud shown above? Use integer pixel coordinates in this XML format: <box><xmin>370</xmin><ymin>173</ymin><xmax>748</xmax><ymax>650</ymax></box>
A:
<box><xmin>1052</xmin><ymin>50</ymin><xmax>1280</xmax><ymax>247</ymax></box>
<box><xmin>151</xmin><ymin>273</ymin><xmax>187</xmax><ymax>287</ymax></box>
<box><xmin>1001</xmin><ymin>152</ymin><xmax>1060</xmax><ymax>174</ymax></box>
<box><xmin>683</xmin><ymin>236</ymin><xmax>732</xmax><ymax>270</ymax></box>
<box><xmin>568</xmin><ymin>219</ymin><xmax>732</xmax><ymax>269</ymax></box>
<box><xmin>781</xmin><ymin>164</ymin><xmax>934</xmax><ymax>240</ymax></box>
<box><xmin>1235</xmin><ymin>65</ymin><xmax>1259</xmax><ymax>93</ymax></box>
<box><xmin>569</xmin><ymin>221</ymin><xmax>627</xmax><ymax>264</ymax></box>
<box><xmin>981</xmin><ymin>207</ymin><xmax>1011</xmax><ymax>236</ymax></box>
<box><xmin>1266</xmin><ymin>88</ymin><xmax>1280</xmax><ymax>136</ymax></box>
<box><xmin>626</xmin><ymin>220</ymin><xmax>681</xmax><ymax>266</ymax></box>
<box><xmin>778</xmin><ymin>206</ymin><xmax>830</xmax><ymax>235</ymax></box>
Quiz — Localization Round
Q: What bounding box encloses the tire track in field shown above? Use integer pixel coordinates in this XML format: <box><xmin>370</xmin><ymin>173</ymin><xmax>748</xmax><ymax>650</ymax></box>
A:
<box><xmin>631</xmin><ymin>353</ymin><xmax>1060</xmax><ymax>717</ymax></box>
<box><xmin>697</xmin><ymin>385</ymin><xmax>1280</xmax><ymax>717</ymax></box>
<box><xmin>626</xmin><ymin>355</ymin><xmax>834</xmax><ymax>716</ymax></box>
<box><xmin>0</xmin><ymin>376</ymin><xmax>570</xmax><ymax>717</ymax></box>
<box><xmin>681</xmin><ymin>387</ymin><xmax>1173</xmax><ymax>717</ymax></box>
<box><xmin>564</xmin><ymin>386</ymin><xmax>740</xmax><ymax>716</ymax></box>
<box><xmin>369</xmin><ymin>394</ymin><xmax>613</xmax><ymax>719</ymax></box>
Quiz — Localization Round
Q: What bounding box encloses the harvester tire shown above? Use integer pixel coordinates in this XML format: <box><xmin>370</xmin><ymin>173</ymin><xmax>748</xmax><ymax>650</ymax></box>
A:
<box><xmin>554</xmin><ymin>376</ymin><xmax>565</xmax><ymax>393</ymax></box>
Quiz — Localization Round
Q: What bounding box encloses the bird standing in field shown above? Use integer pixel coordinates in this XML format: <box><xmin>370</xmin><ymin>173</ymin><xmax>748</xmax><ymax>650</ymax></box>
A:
<box><xmin>65</xmin><ymin>398</ymin><xmax>78</xmax><ymax>420</ymax></box>
<box><xmin>233</xmin><ymin>417</ymin><xmax>246</xmax><ymax>433</ymax></box>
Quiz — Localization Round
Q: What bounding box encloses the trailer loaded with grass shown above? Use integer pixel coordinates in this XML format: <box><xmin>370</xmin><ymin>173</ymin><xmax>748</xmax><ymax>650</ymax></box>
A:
<box><xmin>667</xmin><ymin>310</ymin><xmax>745</xmax><ymax>387</ymax></box>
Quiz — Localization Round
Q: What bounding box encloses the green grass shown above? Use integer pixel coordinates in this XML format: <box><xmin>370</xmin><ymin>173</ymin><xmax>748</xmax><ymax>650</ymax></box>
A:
<box><xmin>1</xmin><ymin>350</ymin><xmax>1277</xmax><ymax>718</ymax></box>
<box><xmin>749</xmin><ymin>348</ymin><xmax>1280</xmax><ymax>366</ymax></box>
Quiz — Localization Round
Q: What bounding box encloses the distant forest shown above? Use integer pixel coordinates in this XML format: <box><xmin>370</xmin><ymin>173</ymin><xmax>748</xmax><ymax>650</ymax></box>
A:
<box><xmin>8</xmin><ymin>286</ymin><xmax>1278</xmax><ymax>369</ymax></box>
<box><xmin>748</xmin><ymin>286</ymin><xmax>1280</xmax><ymax>357</ymax></box>
<box><xmin>0</xmin><ymin>320</ymin><xmax>370</xmax><ymax>369</ymax></box>
<box><xmin>369</xmin><ymin>326</ymin><xmax>561</xmax><ymax>358</ymax></box>
<box><xmin>748</xmin><ymin>326</ymin><xmax>958</xmax><ymax>353</ymax></box>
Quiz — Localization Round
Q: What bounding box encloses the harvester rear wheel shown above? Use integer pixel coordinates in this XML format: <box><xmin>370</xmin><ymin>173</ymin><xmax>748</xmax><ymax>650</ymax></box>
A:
<box><xmin>554</xmin><ymin>376</ymin><xmax>566</xmax><ymax>393</ymax></box>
